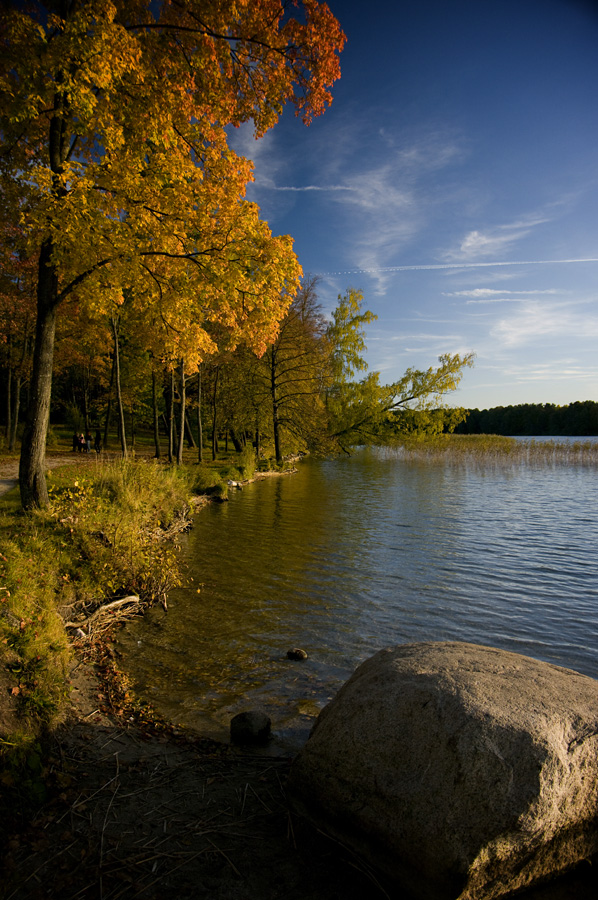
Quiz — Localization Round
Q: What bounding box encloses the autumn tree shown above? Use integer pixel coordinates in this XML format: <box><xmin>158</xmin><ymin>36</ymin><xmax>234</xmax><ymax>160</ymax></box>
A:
<box><xmin>0</xmin><ymin>0</ymin><xmax>345</xmax><ymax>507</ymax></box>
<box><xmin>326</xmin><ymin>288</ymin><xmax>377</xmax><ymax>384</ymax></box>
<box><xmin>52</xmin><ymin>302</ymin><xmax>113</xmax><ymax>434</ymax></box>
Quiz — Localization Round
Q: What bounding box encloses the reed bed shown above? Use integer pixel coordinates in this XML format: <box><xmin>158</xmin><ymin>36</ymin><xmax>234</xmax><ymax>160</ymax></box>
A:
<box><xmin>384</xmin><ymin>434</ymin><xmax>598</xmax><ymax>467</ymax></box>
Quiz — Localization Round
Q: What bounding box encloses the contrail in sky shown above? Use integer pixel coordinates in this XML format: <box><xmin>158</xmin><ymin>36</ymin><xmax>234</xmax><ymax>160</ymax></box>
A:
<box><xmin>320</xmin><ymin>258</ymin><xmax>598</xmax><ymax>276</ymax></box>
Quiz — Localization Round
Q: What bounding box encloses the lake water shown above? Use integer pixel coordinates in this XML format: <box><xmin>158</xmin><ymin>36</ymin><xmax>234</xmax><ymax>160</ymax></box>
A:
<box><xmin>118</xmin><ymin>447</ymin><xmax>598</xmax><ymax>752</ymax></box>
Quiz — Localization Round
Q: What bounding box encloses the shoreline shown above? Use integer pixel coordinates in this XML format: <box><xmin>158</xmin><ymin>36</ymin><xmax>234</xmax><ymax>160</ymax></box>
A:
<box><xmin>1</xmin><ymin>452</ymin><xmax>392</xmax><ymax>900</ymax></box>
<box><xmin>2</xmin><ymin>450</ymin><xmax>598</xmax><ymax>899</ymax></box>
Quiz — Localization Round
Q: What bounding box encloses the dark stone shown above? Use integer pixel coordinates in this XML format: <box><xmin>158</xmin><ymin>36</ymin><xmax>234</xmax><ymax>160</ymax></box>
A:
<box><xmin>287</xmin><ymin>648</ymin><xmax>308</xmax><ymax>660</ymax></box>
<box><xmin>230</xmin><ymin>710</ymin><xmax>271</xmax><ymax>744</ymax></box>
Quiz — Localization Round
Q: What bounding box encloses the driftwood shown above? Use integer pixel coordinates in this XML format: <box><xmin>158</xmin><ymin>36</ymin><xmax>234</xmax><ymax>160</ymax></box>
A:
<box><xmin>65</xmin><ymin>595</ymin><xmax>141</xmax><ymax>631</ymax></box>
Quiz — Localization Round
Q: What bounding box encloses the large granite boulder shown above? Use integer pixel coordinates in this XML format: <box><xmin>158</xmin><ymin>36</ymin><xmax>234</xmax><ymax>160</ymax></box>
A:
<box><xmin>287</xmin><ymin>642</ymin><xmax>598</xmax><ymax>900</ymax></box>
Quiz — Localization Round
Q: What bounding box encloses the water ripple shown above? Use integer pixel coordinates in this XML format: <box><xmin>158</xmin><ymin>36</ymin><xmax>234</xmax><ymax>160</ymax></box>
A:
<box><xmin>118</xmin><ymin>449</ymin><xmax>598</xmax><ymax>750</ymax></box>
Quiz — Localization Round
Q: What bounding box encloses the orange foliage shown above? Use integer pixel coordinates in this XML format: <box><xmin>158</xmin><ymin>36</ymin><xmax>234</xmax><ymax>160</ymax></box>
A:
<box><xmin>0</xmin><ymin>0</ymin><xmax>345</xmax><ymax>365</ymax></box>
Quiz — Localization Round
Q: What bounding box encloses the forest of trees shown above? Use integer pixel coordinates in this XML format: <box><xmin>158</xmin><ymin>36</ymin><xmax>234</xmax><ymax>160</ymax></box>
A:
<box><xmin>0</xmin><ymin>1</ymin><xmax>473</xmax><ymax>508</ymax></box>
<box><xmin>455</xmin><ymin>402</ymin><xmax>598</xmax><ymax>437</ymax></box>
<box><xmin>1</xmin><ymin>274</ymin><xmax>474</xmax><ymax>461</ymax></box>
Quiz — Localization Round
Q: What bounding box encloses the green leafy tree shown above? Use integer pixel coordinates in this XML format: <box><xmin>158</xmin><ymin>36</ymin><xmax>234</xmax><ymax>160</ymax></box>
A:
<box><xmin>328</xmin><ymin>351</ymin><xmax>475</xmax><ymax>451</ymax></box>
<box><xmin>326</xmin><ymin>287</ymin><xmax>377</xmax><ymax>383</ymax></box>
<box><xmin>258</xmin><ymin>277</ymin><xmax>332</xmax><ymax>463</ymax></box>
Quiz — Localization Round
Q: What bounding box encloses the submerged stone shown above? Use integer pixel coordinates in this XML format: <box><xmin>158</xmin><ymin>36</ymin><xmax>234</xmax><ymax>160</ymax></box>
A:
<box><xmin>230</xmin><ymin>710</ymin><xmax>271</xmax><ymax>745</ymax></box>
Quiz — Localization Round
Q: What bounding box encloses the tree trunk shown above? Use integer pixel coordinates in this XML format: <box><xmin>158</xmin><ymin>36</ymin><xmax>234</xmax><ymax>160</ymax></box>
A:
<box><xmin>130</xmin><ymin>403</ymin><xmax>136</xmax><ymax>449</ymax></box>
<box><xmin>184</xmin><ymin>414</ymin><xmax>196</xmax><ymax>448</ymax></box>
<box><xmin>82</xmin><ymin>389</ymin><xmax>90</xmax><ymax>435</ymax></box>
<box><xmin>197</xmin><ymin>368</ymin><xmax>203</xmax><ymax>463</ymax></box>
<box><xmin>111</xmin><ymin>316</ymin><xmax>127</xmax><ymax>458</ymax></box>
<box><xmin>229</xmin><ymin>428</ymin><xmax>243</xmax><ymax>453</ymax></box>
<box><xmin>19</xmin><ymin>243</ymin><xmax>60</xmax><ymax>508</ymax></box>
<box><xmin>5</xmin><ymin>336</ymin><xmax>12</xmax><ymax>442</ymax></box>
<box><xmin>172</xmin><ymin>403</ymin><xmax>179</xmax><ymax>449</ymax></box>
<box><xmin>270</xmin><ymin>350</ymin><xmax>282</xmax><ymax>464</ymax></box>
<box><xmin>167</xmin><ymin>370</ymin><xmax>174</xmax><ymax>463</ymax></box>
<box><xmin>82</xmin><ymin>356</ymin><xmax>91</xmax><ymax>434</ymax></box>
<box><xmin>152</xmin><ymin>370</ymin><xmax>161</xmax><ymax>459</ymax></box>
<box><xmin>211</xmin><ymin>366</ymin><xmax>219</xmax><ymax>461</ymax></box>
<box><xmin>8</xmin><ymin>373</ymin><xmax>22</xmax><ymax>453</ymax></box>
<box><xmin>255</xmin><ymin>413</ymin><xmax>261</xmax><ymax>459</ymax></box>
<box><xmin>103</xmin><ymin>349</ymin><xmax>115</xmax><ymax>451</ymax></box>
<box><xmin>272</xmin><ymin>401</ymin><xmax>282</xmax><ymax>464</ymax></box>
<box><xmin>176</xmin><ymin>358</ymin><xmax>185</xmax><ymax>465</ymax></box>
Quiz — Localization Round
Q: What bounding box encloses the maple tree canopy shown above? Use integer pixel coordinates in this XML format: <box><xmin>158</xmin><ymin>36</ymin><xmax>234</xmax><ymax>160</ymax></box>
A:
<box><xmin>0</xmin><ymin>0</ymin><xmax>345</xmax><ymax>507</ymax></box>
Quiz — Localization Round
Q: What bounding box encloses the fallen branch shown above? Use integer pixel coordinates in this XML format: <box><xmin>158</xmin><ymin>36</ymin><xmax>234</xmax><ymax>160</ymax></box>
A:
<box><xmin>65</xmin><ymin>595</ymin><xmax>141</xmax><ymax>630</ymax></box>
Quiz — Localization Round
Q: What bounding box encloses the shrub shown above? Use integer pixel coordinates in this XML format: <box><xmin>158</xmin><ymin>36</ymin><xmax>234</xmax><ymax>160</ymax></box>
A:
<box><xmin>237</xmin><ymin>445</ymin><xmax>256</xmax><ymax>479</ymax></box>
<box><xmin>192</xmin><ymin>466</ymin><xmax>225</xmax><ymax>494</ymax></box>
<box><xmin>218</xmin><ymin>464</ymin><xmax>240</xmax><ymax>480</ymax></box>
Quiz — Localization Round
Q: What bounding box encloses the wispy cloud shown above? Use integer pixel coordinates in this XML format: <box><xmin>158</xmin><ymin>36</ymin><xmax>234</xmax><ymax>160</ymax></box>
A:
<box><xmin>503</xmin><ymin>360</ymin><xmax>598</xmax><ymax>383</ymax></box>
<box><xmin>321</xmin><ymin>259</ymin><xmax>598</xmax><ymax>276</ymax></box>
<box><xmin>321</xmin><ymin>132</ymin><xmax>469</xmax><ymax>290</ymax></box>
<box><xmin>262</xmin><ymin>184</ymin><xmax>353</xmax><ymax>192</ymax></box>
<box><xmin>445</xmin><ymin>288</ymin><xmax>563</xmax><ymax>305</ymax></box>
<box><xmin>491</xmin><ymin>300</ymin><xmax>598</xmax><ymax>347</ymax></box>
<box><xmin>239</xmin><ymin>118</ymin><xmax>469</xmax><ymax>293</ymax></box>
<box><xmin>392</xmin><ymin>332</ymin><xmax>463</xmax><ymax>342</ymax></box>
<box><xmin>444</xmin><ymin>212</ymin><xmax>553</xmax><ymax>263</ymax></box>
<box><xmin>443</xmin><ymin>288</ymin><xmax>561</xmax><ymax>299</ymax></box>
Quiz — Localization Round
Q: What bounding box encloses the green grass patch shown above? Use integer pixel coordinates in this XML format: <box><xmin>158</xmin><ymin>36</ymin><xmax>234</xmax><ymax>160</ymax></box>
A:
<box><xmin>191</xmin><ymin>465</ymin><xmax>228</xmax><ymax>499</ymax></box>
<box><xmin>1</xmin><ymin>459</ymin><xmax>196</xmax><ymax>765</ymax></box>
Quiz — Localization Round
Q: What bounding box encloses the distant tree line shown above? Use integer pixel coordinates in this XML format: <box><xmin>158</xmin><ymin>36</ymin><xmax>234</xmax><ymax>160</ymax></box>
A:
<box><xmin>454</xmin><ymin>402</ymin><xmax>598</xmax><ymax>436</ymax></box>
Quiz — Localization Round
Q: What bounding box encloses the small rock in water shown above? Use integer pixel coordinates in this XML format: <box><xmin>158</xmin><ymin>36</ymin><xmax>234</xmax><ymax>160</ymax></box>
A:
<box><xmin>230</xmin><ymin>710</ymin><xmax>271</xmax><ymax>745</ymax></box>
<box><xmin>287</xmin><ymin>648</ymin><xmax>308</xmax><ymax>660</ymax></box>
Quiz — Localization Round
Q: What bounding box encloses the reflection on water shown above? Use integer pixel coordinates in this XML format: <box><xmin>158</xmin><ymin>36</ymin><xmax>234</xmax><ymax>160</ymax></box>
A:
<box><xmin>118</xmin><ymin>449</ymin><xmax>598</xmax><ymax>751</ymax></box>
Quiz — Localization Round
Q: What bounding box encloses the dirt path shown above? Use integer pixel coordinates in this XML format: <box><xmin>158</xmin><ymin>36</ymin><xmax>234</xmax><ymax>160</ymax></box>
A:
<box><xmin>0</xmin><ymin>452</ymin><xmax>94</xmax><ymax>498</ymax></box>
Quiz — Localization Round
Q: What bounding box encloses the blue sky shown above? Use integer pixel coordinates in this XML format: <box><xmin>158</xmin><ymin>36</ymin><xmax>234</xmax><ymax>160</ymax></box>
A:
<box><xmin>230</xmin><ymin>0</ymin><xmax>598</xmax><ymax>410</ymax></box>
